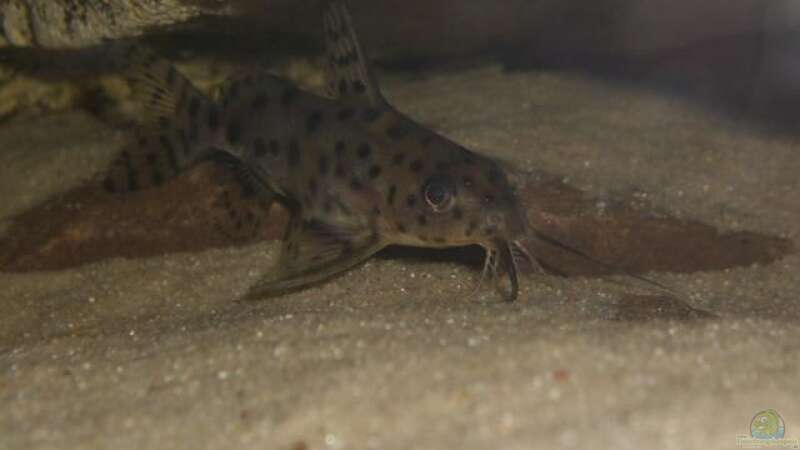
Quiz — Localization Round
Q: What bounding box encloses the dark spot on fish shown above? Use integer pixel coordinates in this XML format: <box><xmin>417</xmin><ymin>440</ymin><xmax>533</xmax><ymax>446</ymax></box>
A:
<box><xmin>392</xmin><ymin>153</ymin><xmax>405</xmax><ymax>165</ymax></box>
<box><xmin>146</xmin><ymin>152</ymin><xmax>158</xmax><ymax>165</ymax></box>
<box><xmin>175</xmin><ymin>82</ymin><xmax>189</xmax><ymax>111</ymax></box>
<box><xmin>103</xmin><ymin>177</ymin><xmax>115</xmax><ymax>192</ymax></box>
<box><xmin>350</xmin><ymin>177</ymin><xmax>363</xmax><ymax>190</ymax></box>
<box><xmin>341</xmin><ymin>241</ymin><xmax>354</xmax><ymax>255</ymax></box>
<box><xmin>338</xmin><ymin>79</ymin><xmax>348</xmax><ymax>95</ymax></box>
<box><xmin>386</xmin><ymin>124</ymin><xmax>409</xmax><ymax>140</ymax></box>
<box><xmin>397</xmin><ymin>223</ymin><xmax>408</xmax><ymax>233</ymax></box>
<box><xmin>253</xmin><ymin>138</ymin><xmax>267</xmax><ymax>157</ymax></box>
<box><xmin>357</xmin><ymin>143</ymin><xmax>371</xmax><ymax>159</ymax></box>
<box><xmin>128</xmin><ymin>170</ymin><xmax>139</xmax><ymax>191</ymax></box>
<box><xmin>151</xmin><ymin>170</ymin><xmax>164</xmax><ymax>186</ymax></box>
<box><xmin>483</xmin><ymin>227</ymin><xmax>496</xmax><ymax>236</ymax></box>
<box><xmin>362</xmin><ymin>108</ymin><xmax>381</xmax><ymax>122</ymax></box>
<box><xmin>226</xmin><ymin>119</ymin><xmax>242</xmax><ymax>144</ymax></box>
<box><xmin>335</xmin><ymin>141</ymin><xmax>346</xmax><ymax>158</ymax></box>
<box><xmin>328</xmin><ymin>27</ymin><xmax>340</xmax><ymax>41</ymax></box>
<box><xmin>452</xmin><ymin>207</ymin><xmax>463</xmax><ymax>220</ymax></box>
<box><xmin>433</xmin><ymin>237</ymin><xmax>446</xmax><ymax>244</ymax></box>
<box><xmin>371</xmin><ymin>206</ymin><xmax>381</xmax><ymax>216</ymax></box>
<box><xmin>179</xmin><ymin>129</ymin><xmax>191</xmax><ymax>155</ymax></box>
<box><xmin>487</xmin><ymin>169</ymin><xmax>502</xmax><ymax>186</ymax></box>
<box><xmin>368</xmin><ymin>165</ymin><xmax>382</xmax><ymax>179</ymax></box>
<box><xmin>188</xmin><ymin>97</ymin><xmax>201</xmax><ymax>119</ymax></box>
<box><xmin>353</xmin><ymin>80</ymin><xmax>367</xmax><ymax>93</ymax></box>
<box><xmin>409</xmin><ymin>159</ymin><xmax>424</xmax><ymax>173</ymax></box>
<box><xmin>288</xmin><ymin>140</ymin><xmax>300</xmax><ymax>166</ymax></box>
<box><xmin>123</xmin><ymin>153</ymin><xmax>138</xmax><ymax>191</ymax></box>
<box><xmin>188</xmin><ymin>122</ymin><xmax>199</xmax><ymax>143</ymax></box>
<box><xmin>336</xmin><ymin>53</ymin><xmax>354</xmax><ymax>66</ymax></box>
<box><xmin>269</xmin><ymin>139</ymin><xmax>280</xmax><ymax>156</ymax></box>
<box><xmin>158</xmin><ymin>116</ymin><xmax>171</xmax><ymax>130</ymax></box>
<box><xmin>417</xmin><ymin>215</ymin><xmax>428</xmax><ymax>226</ymax></box>
<box><xmin>338</xmin><ymin>202</ymin><xmax>353</xmax><ymax>217</ymax></box>
<box><xmin>166</xmin><ymin>67</ymin><xmax>177</xmax><ymax>87</ymax></box>
<box><xmin>280</xmin><ymin>87</ymin><xmax>297</xmax><ymax>107</ymax></box>
<box><xmin>387</xmin><ymin>185</ymin><xmax>397</xmax><ymax>205</ymax></box>
<box><xmin>337</xmin><ymin>108</ymin><xmax>355</xmax><ymax>121</ymax></box>
<box><xmin>406</xmin><ymin>194</ymin><xmax>417</xmax><ymax>207</ymax></box>
<box><xmin>306</xmin><ymin>110</ymin><xmax>323</xmax><ymax>135</ymax></box>
<box><xmin>319</xmin><ymin>155</ymin><xmax>329</xmax><ymax>175</ymax></box>
<box><xmin>159</xmin><ymin>134</ymin><xmax>178</xmax><ymax>172</ymax></box>
<box><xmin>230</xmin><ymin>81</ymin><xmax>242</xmax><ymax>99</ymax></box>
<box><xmin>207</xmin><ymin>106</ymin><xmax>220</xmax><ymax>130</ymax></box>
<box><xmin>150</xmin><ymin>89</ymin><xmax>164</xmax><ymax>107</ymax></box>
<box><xmin>466</xmin><ymin>221</ymin><xmax>477</xmax><ymax>236</ymax></box>
<box><xmin>251</xmin><ymin>92</ymin><xmax>268</xmax><ymax>110</ymax></box>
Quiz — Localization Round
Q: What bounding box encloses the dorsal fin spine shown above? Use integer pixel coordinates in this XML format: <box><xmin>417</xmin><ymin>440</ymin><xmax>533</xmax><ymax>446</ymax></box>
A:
<box><xmin>322</xmin><ymin>1</ymin><xmax>385</xmax><ymax>106</ymax></box>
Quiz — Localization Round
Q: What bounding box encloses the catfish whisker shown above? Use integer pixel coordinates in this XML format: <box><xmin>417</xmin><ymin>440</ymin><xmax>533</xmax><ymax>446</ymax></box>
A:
<box><xmin>511</xmin><ymin>239</ymin><xmax>546</xmax><ymax>275</ymax></box>
<box><xmin>470</xmin><ymin>247</ymin><xmax>498</xmax><ymax>299</ymax></box>
<box><xmin>500</xmin><ymin>240</ymin><xmax>519</xmax><ymax>301</ymax></box>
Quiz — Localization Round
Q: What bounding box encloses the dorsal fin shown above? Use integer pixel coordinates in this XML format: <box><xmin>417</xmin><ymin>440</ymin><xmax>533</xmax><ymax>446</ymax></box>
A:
<box><xmin>322</xmin><ymin>1</ymin><xmax>385</xmax><ymax>106</ymax></box>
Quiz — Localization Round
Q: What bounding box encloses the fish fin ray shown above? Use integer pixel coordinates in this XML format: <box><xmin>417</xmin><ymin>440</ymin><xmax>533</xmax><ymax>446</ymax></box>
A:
<box><xmin>102</xmin><ymin>128</ymin><xmax>205</xmax><ymax>192</ymax></box>
<box><xmin>211</xmin><ymin>169</ymin><xmax>275</xmax><ymax>242</ymax></box>
<box><xmin>322</xmin><ymin>1</ymin><xmax>386</xmax><ymax>106</ymax></box>
<box><xmin>245</xmin><ymin>216</ymin><xmax>384</xmax><ymax>299</ymax></box>
<box><xmin>103</xmin><ymin>46</ymin><xmax>224</xmax><ymax>192</ymax></box>
<box><xmin>122</xmin><ymin>44</ymin><xmax>210</xmax><ymax>125</ymax></box>
<box><xmin>206</xmin><ymin>151</ymin><xmax>277</xmax><ymax>202</ymax></box>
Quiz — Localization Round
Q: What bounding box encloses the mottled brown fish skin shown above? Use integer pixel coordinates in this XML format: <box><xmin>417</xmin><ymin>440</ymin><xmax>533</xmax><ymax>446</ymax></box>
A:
<box><xmin>103</xmin><ymin>1</ymin><xmax>531</xmax><ymax>300</ymax></box>
<box><xmin>213</xmin><ymin>79</ymin><xmax>527</xmax><ymax>246</ymax></box>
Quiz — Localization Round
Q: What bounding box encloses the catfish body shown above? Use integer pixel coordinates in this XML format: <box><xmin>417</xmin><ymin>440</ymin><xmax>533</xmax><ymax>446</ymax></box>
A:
<box><xmin>104</xmin><ymin>2</ymin><xmax>531</xmax><ymax>299</ymax></box>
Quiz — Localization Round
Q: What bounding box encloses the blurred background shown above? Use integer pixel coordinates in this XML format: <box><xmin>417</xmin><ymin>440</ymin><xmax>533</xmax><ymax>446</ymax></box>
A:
<box><xmin>1</xmin><ymin>0</ymin><xmax>800</xmax><ymax>129</ymax></box>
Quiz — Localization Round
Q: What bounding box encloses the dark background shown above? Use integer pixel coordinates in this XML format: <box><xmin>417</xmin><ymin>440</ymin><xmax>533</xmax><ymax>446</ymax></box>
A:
<box><xmin>180</xmin><ymin>0</ymin><xmax>800</xmax><ymax>131</ymax></box>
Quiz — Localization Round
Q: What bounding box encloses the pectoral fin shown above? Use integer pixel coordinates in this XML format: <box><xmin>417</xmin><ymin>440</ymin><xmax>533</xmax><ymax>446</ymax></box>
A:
<box><xmin>244</xmin><ymin>215</ymin><xmax>384</xmax><ymax>299</ymax></box>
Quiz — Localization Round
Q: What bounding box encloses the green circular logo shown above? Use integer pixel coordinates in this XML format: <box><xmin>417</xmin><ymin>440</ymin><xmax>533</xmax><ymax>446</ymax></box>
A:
<box><xmin>750</xmin><ymin>409</ymin><xmax>786</xmax><ymax>440</ymax></box>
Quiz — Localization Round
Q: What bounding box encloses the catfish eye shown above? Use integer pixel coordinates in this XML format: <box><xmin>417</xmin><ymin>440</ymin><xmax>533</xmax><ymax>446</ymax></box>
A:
<box><xmin>423</xmin><ymin>179</ymin><xmax>455</xmax><ymax>212</ymax></box>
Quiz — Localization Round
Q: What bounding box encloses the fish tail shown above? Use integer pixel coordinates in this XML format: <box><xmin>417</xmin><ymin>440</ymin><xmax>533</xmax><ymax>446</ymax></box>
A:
<box><xmin>103</xmin><ymin>44</ymin><xmax>220</xmax><ymax>193</ymax></box>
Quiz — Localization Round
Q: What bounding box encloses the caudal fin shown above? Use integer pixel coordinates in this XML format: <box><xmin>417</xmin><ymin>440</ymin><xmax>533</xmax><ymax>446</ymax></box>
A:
<box><xmin>103</xmin><ymin>45</ymin><xmax>217</xmax><ymax>193</ymax></box>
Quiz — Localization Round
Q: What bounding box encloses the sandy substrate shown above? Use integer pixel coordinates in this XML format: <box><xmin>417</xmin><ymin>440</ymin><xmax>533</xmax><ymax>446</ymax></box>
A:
<box><xmin>1</xmin><ymin>67</ymin><xmax>799</xmax><ymax>450</ymax></box>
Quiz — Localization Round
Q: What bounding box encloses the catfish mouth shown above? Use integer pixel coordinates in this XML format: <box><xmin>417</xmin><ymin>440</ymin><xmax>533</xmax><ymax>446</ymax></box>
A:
<box><xmin>478</xmin><ymin>238</ymin><xmax>535</xmax><ymax>301</ymax></box>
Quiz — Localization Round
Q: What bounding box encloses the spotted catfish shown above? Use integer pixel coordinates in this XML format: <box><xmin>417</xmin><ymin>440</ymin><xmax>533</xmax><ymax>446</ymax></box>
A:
<box><xmin>103</xmin><ymin>1</ymin><xmax>534</xmax><ymax>300</ymax></box>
